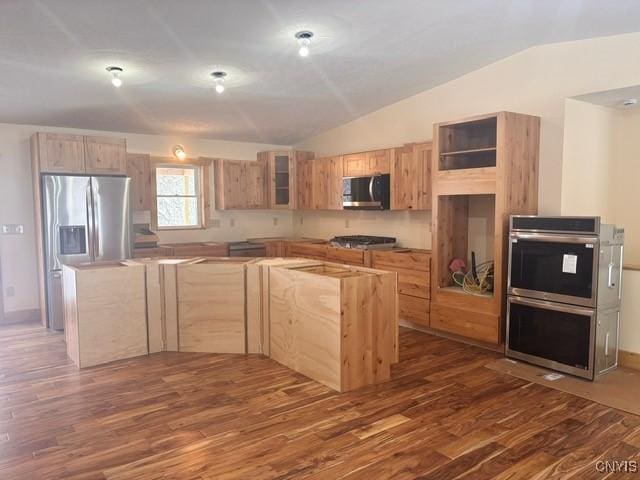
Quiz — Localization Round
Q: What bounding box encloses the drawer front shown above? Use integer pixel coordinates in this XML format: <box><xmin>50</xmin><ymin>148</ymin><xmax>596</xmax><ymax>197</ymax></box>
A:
<box><xmin>395</xmin><ymin>267</ymin><xmax>430</xmax><ymax>298</ymax></box>
<box><xmin>133</xmin><ymin>247</ymin><xmax>172</xmax><ymax>258</ymax></box>
<box><xmin>288</xmin><ymin>243</ymin><xmax>328</xmax><ymax>258</ymax></box>
<box><xmin>372</xmin><ymin>250</ymin><xmax>431</xmax><ymax>271</ymax></box>
<box><xmin>327</xmin><ymin>246</ymin><xmax>365</xmax><ymax>265</ymax></box>
<box><xmin>171</xmin><ymin>245</ymin><xmax>229</xmax><ymax>257</ymax></box>
<box><xmin>399</xmin><ymin>294</ymin><xmax>430</xmax><ymax>326</ymax></box>
<box><xmin>430</xmin><ymin>303</ymin><xmax>500</xmax><ymax>344</ymax></box>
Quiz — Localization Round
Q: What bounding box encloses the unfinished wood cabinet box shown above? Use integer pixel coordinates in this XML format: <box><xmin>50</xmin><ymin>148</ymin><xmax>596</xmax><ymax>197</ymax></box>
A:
<box><xmin>431</xmin><ymin>111</ymin><xmax>540</xmax><ymax>345</ymax></box>
<box><xmin>62</xmin><ymin>262</ymin><xmax>147</xmax><ymax>368</ymax></box>
<box><xmin>126</xmin><ymin>152</ymin><xmax>151</xmax><ymax>211</ymax></box>
<box><xmin>286</xmin><ymin>241</ymin><xmax>329</xmax><ymax>260</ymax></box>
<box><xmin>160</xmin><ymin>242</ymin><xmax>229</xmax><ymax>257</ymax></box>
<box><xmin>213</xmin><ymin>157</ymin><xmax>268</xmax><ymax>210</ymax></box>
<box><xmin>84</xmin><ymin>135</ymin><xmax>127</xmax><ymax>174</ymax></box>
<box><xmin>268</xmin><ymin>262</ymin><xmax>398</xmax><ymax>392</ymax></box>
<box><xmin>391</xmin><ymin>142</ymin><xmax>432</xmax><ymax>210</ymax></box>
<box><xmin>176</xmin><ymin>258</ymin><xmax>255</xmax><ymax>353</ymax></box>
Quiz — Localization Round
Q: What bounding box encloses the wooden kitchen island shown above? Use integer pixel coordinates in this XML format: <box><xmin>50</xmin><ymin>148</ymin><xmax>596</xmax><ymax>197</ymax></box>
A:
<box><xmin>62</xmin><ymin>257</ymin><xmax>398</xmax><ymax>392</ymax></box>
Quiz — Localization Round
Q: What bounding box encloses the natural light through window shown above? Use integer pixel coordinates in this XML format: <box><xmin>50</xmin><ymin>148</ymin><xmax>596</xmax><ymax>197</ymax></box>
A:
<box><xmin>156</xmin><ymin>165</ymin><xmax>201</xmax><ymax>228</ymax></box>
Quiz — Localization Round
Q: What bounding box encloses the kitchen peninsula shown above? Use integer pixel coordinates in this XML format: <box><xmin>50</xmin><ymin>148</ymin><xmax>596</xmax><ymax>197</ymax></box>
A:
<box><xmin>62</xmin><ymin>256</ymin><xmax>398</xmax><ymax>392</ymax></box>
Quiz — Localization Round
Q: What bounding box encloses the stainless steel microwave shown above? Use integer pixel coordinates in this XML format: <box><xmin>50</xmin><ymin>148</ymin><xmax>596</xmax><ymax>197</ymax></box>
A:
<box><xmin>342</xmin><ymin>174</ymin><xmax>390</xmax><ymax>210</ymax></box>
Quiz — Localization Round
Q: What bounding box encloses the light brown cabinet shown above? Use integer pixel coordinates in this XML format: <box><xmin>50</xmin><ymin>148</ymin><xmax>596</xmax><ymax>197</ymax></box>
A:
<box><xmin>84</xmin><ymin>136</ymin><xmax>127</xmax><ymax>174</ymax></box>
<box><xmin>126</xmin><ymin>153</ymin><xmax>151</xmax><ymax>211</ymax></box>
<box><xmin>34</xmin><ymin>133</ymin><xmax>86</xmax><ymax>174</ymax></box>
<box><xmin>296</xmin><ymin>156</ymin><xmax>314</xmax><ymax>210</ymax></box>
<box><xmin>312</xmin><ymin>155</ymin><xmax>343</xmax><ymax>210</ymax></box>
<box><xmin>262</xmin><ymin>150</ymin><xmax>314</xmax><ymax>209</ymax></box>
<box><xmin>33</xmin><ymin>132</ymin><xmax>127</xmax><ymax>175</ymax></box>
<box><xmin>214</xmin><ymin>157</ymin><xmax>268</xmax><ymax>210</ymax></box>
<box><xmin>391</xmin><ymin>142</ymin><xmax>432</xmax><ymax>210</ymax></box>
<box><xmin>343</xmin><ymin>149</ymin><xmax>390</xmax><ymax>176</ymax></box>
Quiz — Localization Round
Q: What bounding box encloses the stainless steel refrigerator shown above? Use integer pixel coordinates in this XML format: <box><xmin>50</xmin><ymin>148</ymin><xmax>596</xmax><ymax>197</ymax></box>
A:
<box><xmin>41</xmin><ymin>175</ymin><xmax>133</xmax><ymax>330</ymax></box>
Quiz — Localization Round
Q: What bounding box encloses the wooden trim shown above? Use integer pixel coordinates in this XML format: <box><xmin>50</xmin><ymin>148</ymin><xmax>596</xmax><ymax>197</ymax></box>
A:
<box><xmin>149</xmin><ymin>157</ymin><xmax>212</xmax><ymax>231</ymax></box>
<box><xmin>619</xmin><ymin>350</ymin><xmax>640</xmax><ymax>371</ymax></box>
<box><xmin>0</xmin><ymin>308</ymin><xmax>41</xmax><ymax>325</ymax></box>
<box><xmin>30</xmin><ymin>134</ymin><xmax>48</xmax><ymax>326</ymax></box>
<box><xmin>623</xmin><ymin>264</ymin><xmax>640</xmax><ymax>272</ymax></box>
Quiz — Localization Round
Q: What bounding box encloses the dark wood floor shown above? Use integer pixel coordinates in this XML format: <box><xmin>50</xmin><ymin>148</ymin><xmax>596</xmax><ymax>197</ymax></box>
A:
<box><xmin>1</xmin><ymin>323</ymin><xmax>639</xmax><ymax>479</ymax></box>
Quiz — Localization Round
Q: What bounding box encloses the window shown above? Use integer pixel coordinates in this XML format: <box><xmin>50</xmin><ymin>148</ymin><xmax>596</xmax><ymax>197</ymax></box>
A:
<box><xmin>155</xmin><ymin>165</ymin><xmax>202</xmax><ymax>229</ymax></box>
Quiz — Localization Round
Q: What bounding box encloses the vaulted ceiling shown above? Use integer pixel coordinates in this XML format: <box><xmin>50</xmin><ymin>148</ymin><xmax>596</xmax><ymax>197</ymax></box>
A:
<box><xmin>1</xmin><ymin>0</ymin><xmax>639</xmax><ymax>144</ymax></box>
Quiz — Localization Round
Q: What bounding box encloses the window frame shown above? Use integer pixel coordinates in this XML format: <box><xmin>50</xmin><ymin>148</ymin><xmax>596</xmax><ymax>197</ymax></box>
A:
<box><xmin>150</xmin><ymin>156</ymin><xmax>211</xmax><ymax>231</ymax></box>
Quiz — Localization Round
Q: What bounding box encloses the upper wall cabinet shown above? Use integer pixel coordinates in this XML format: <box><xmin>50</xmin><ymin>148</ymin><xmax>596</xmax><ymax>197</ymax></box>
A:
<box><xmin>312</xmin><ymin>156</ymin><xmax>343</xmax><ymax>210</ymax></box>
<box><xmin>214</xmin><ymin>157</ymin><xmax>268</xmax><ymax>210</ymax></box>
<box><xmin>261</xmin><ymin>150</ymin><xmax>314</xmax><ymax>209</ymax></box>
<box><xmin>32</xmin><ymin>132</ymin><xmax>127</xmax><ymax>175</ymax></box>
<box><xmin>296</xmin><ymin>155</ymin><xmax>314</xmax><ymax>210</ymax></box>
<box><xmin>391</xmin><ymin>142</ymin><xmax>432</xmax><ymax>211</ymax></box>
<box><xmin>343</xmin><ymin>149</ymin><xmax>391</xmax><ymax>177</ymax></box>
<box><xmin>33</xmin><ymin>133</ymin><xmax>86</xmax><ymax>174</ymax></box>
<box><xmin>126</xmin><ymin>153</ymin><xmax>151</xmax><ymax>211</ymax></box>
<box><xmin>84</xmin><ymin>136</ymin><xmax>127</xmax><ymax>175</ymax></box>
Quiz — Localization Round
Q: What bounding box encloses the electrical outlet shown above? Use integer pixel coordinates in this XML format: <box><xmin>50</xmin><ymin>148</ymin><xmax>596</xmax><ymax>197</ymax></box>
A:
<box><xmin>211</xmin><ymin>219</ymin><xmax>221</xmax><ymax>228</ymax></box>
<box><xmin>345</xmin><ymin>219</ymin><xmax>350</xmax><ymax>228</ymax></box>
<box><xmin>272</xmin><ymin>217</ymin><xmax>278</xmax><ymax>226</ymax></box>
<box><xmin>230</xmin><ymin>218</ymin><xmax>235</xmax><ymax>227</ymax></box>
<box><xmin>299</xmin><ymin>217</ymin><xmax>304</xmax><ymax>225</ymax></box>
<box><xmin>6</xmin><ymin>286</ymin><xmax>15</xmax><ymax>297</ymax></box>
<box><xmin>2</xmin><ymin>224</ymin><xmax>24</xmax><ymax>235</ymax></box>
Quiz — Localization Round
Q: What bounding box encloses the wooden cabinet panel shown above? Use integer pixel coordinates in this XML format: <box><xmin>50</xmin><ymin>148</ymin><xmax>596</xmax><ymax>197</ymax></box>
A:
<box><xmin>371</xmin><ymin>249</ymin><xmax>431</xmax><ymax>272</ymax></box>
<box><xmin>391</xmin><ymin>142</ymin><xmax>432</xmax><ymax>210</ymax></box>
<box><xmin>266</xmin><ymin>151</ymin><xmax>294</xmax><ymax>209</ymax></box>
<box><xmin>327</xmin><ymin>246</ymin><xmax>364</xmax><ymax>266</ymax></box>
<box><xmin>126</xmin><ymin>153</ymin><xmax>151</xmax><ymax>211</ymax></box>
<box><xmin>36</xmin><ymin>133</ymin><xmax>85</xmax><ymax>173</ymax></box>
<box><xmin>214</xmin><ymin>158</ymin><xmax>267</xmax><ymax>210</ymax></box>
<box><xmin>430</xmin><ymin>303</ymin><xmax>499</xmax><ymax>344</ymax></box>
<box><xmin>84</xmin><ymin>136</ymin><xmax>127</xmax><ymax>174</ymax></box>
<box><xmin>296</xmin><ymin>157</ymin><xmax>314</xmax><ymax>210</ymax></box>
<box><xmin>287</xmin><ymin>242</ymin><xmax>328</xmax><ymax>260</ymax></box>
<box><xmin>399</xmin><ymin>294</ymin><xmax>430</xmax><ymax>326</ymax></box>
<box><xmin>367</xmin><ymin>149</ymin><xmax>391</xmax><ymax>174</ymax></box>
<box><xmin>133</xmin><ymin>247</ymin><xmax>173</xmax><ymax>258</ymax></box>
<box><xmin>264</xmin><ymin>241</ymin><xmax>285</xmax><ymax>257</ymax></box>
<box><xmin>163</xmin><ymin>243</ymin><xmax>229</xmax><ymax>257</ymax></box>
<box><xmin>343</xmin><ymin>153</ymin><xmax>367</xmax><ymax>177</ymax></box>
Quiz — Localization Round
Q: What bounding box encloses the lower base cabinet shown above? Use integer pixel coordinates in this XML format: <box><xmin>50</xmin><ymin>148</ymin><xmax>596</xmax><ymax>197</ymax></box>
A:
<box><xmin>268</xmin><ymin>263</ymin><xmax>397</xmax><ymax>392</ymax></box>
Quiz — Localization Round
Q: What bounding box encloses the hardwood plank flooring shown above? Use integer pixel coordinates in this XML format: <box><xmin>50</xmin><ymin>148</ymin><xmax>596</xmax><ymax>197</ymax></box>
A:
<box><xmin>1</xmin><ymin>322</ymin><xmax>638</xmax><ymax>479</ymax></box>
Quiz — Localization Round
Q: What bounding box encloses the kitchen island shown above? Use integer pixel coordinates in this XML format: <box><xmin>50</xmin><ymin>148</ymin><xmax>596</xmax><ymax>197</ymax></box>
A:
<box><xmin>62</xmin><ymin>256</ymin><xmax>398</xmax><ymax>392</ymax></box>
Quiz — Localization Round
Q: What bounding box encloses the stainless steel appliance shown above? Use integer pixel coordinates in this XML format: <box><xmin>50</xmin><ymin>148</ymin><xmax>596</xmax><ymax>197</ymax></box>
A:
<box><xmin>330</xmin><ymin>235</ymin><xmax>396</xmax><ymax>250</ymax></box>
<box><xmin>41</xmin><ymin>175</ymin><xmax>133</xmax><ymax>330</ymax></box>
<box><xmin>228</xmin><ymin>241</ymin><xmax>266</xmax><ymax>257</ymax></box>
<box><xmin>342</xmin><ymin>174</ymin><xmax>390</xmax><ymax>210</ymax></box>
<box><xmin>506</xmin><ymin>216</ymin><xmax>624</xmax><ymax>379</ymax></box>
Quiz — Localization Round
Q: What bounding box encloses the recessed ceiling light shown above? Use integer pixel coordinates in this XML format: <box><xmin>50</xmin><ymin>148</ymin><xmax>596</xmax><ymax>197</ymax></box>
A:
<box><xmin>211</xmin><ymin>71</ymin><xmax>227</xmax><ymax>94</ymax></box>
<box><xmin>106</xmin><ymin>66</ymin><xmax>123</xmax><ymax>88</ymax></box>
<box><xmin>623</xmin><ymin>98</ymin><xmax>638</xmax><ymax>106</ymax></box>
<box><xmin>172</xmin><ymin>144</ymin><xmax>186</xmax><ymax>160</ymax></box>
<box><xmin>295</xmin><ymin>31</ymin><xmax>314</xmax><ymax>57</ymax></box>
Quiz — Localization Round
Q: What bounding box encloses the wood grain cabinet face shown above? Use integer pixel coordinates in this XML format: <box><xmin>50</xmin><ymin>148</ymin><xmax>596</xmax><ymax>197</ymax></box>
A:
<box><xmin>343</xmin><ymin>150</ymin><xmax>390</xmax><ymax>177</ymax></box>
<box><xmin>126</xmin><ymin>153</ymin><xmax>151</xmax><ymax>211</ymax></box>
<box><xmin>84</xmin><ymin>136</ymin><xmax>127</xmax><ymax>174</ymax></box>
<box><xmin>296</xmin><ymin>158</ymin><xmax>314</xmax><ymax>210</ymax></box>
<box><xmin>343</xmin><ymin>153</ymin><xmax>367</xmax><ymax>177</ymax></box>
<box><xmin>391</xmin><ymin>142</ymin><xmax>432</xmax><ymax>211</ymax></box>
<box><xmin>367</xmin><ymin>149</ymin><xmax>391</xmax><ymax>174</ymax></box>
<box><xmin>214</xmin><ymin>158</ymin><xmax>268</xmax><ymax>210</ymax></box>
<box><xmin>37</xmin><ymin>133</ymin><xmax>86</xmax><ymax>173</ymax></box>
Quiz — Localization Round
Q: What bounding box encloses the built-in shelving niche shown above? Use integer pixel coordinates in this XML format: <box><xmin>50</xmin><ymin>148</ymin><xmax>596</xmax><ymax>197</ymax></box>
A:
<box><xmin>436</xmin><ymin>193</ymin><xmax>496</xmax><ymax>298</ymax></box>
<box><xmin>439</xmin><ymin>117</ymin><xmax>497</xmax><ymax>170</ymax></box>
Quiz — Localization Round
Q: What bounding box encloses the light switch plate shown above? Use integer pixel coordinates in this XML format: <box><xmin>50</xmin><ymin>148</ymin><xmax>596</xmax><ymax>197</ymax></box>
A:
<box><xmin>211</xmin><ymin>219</ymin><xmax>221</xmax><ymax>228</ymax></box>
<box><xmin>2</xmin><ymin>224</ymin><xmax>24</xmax><ymax>235</ymax></box>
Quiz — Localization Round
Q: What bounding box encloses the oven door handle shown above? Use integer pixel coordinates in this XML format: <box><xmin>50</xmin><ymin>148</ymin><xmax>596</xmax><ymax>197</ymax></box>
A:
<box><xmin>510</xmin><ymin>232</ymin><xmax>599</xmax><ymax>245</ymax></box>
<box><xmin>509</xmin><ymin>295</ymin><xmax>595</xmax><ymax>317</ymax></box>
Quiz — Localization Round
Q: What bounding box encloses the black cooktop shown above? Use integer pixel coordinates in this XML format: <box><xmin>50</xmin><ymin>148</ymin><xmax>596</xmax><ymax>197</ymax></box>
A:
<box><xmin>330</xmin><ymin>235</ymin><xmax>396</xmax><ymax>249</ymax></box>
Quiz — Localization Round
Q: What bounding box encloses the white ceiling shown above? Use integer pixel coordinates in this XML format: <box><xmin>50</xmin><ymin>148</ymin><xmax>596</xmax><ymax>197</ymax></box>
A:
<box><xmin>1</xmin><ymin>1</ymin><xmax>640</xmax><ymax>145</ymax></box>
<box><xmin>575</xmin><ymin>85</ymin><xmax>640</xmax><ymax>109</ymax></box>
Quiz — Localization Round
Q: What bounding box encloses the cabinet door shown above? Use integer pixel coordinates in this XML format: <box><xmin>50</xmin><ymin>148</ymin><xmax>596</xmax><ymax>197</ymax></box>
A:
<box><xmin>84</xmin><ymin>136</ymin><xmax>127</xmax><ymax>174</ymax></box>
<box><xmin>343</xmin><ymin>153</ymin><xmax>367</xmax><ymax>177</ymax></box>
<box><xmin>244</xmin><ymin>159</ymin><xmax>268</xmax><ymax>209</ymax></box>
<box><xmin>415</xmin><ymin>142</ymin><xmax>432</xmax><ymax>210</ymax></box>
<box><xmin>296</xmin><ymin>158</ymin><xmax>314</xmax><ymax>209</ymax></box>
<box><xmin>312</xmin><ymin>158</ymin><xmax>329</xmax><ymax>209</ymax></box>
<box><xmin>367</xmin><ymin>149</ymin><xmax>390</xmax><ymax>174</ymax></box>
<box><xmin>37</xmin><ymin>133</ymin><xmax>85</xmax><ymax>173</ymax></box>
<box><xmin>214</xmin><ymin>159</ymin><xmax>244</xmax><ymax>209</ymax></box>
<box><xmin>268</xmin><ymin>151</ymin><xmax>295</xmax><ymax>209</ymax></box>
<box><xmin>126</xmin><ymin>153</ymin><xmax>151</xmax><ymax>211</ymax></box>
<box><xmin>326</xmin><ymin>155</ymin><xmax>343</xmax><ymax>210</ymax></box>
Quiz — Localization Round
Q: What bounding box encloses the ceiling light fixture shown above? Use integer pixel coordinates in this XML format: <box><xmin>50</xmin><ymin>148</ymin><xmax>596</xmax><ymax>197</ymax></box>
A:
<box><xmin>106</xmin><ymin>66</ymin><xmax>123</xmax><ymax>87</ymax></box>
<box><xmin>623</xmin><ymin>98</ymin><xmax>638</xmax><ymax>107</ymax></box>
<box><xmin>172</xmin><ymin>144</ymin><xmax>186</xmax><ymax>160</ymax></box>
<box><xmin>295</xmin><ymin>31</ymin><xmax>314</xmax><ymax>57</ymax></box>
<box><xmin>211</xmin><ymin>71</ymin><xmax>227</xmax><ymax>94</ymax></box>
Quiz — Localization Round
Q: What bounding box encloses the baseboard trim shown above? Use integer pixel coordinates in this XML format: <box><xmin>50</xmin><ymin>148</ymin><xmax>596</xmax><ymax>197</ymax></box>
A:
<box><xmin>400</xmin><ymin>319</ymin><xmax>505</xmax><ymax>353</ymax></box>
<box><xmin>619</xmin><ymin>350</ymin><xmax>640</xmax><ymax>371</ymax></box>
<box><xmin>1</xmin><ymin>308</ymin><xmax>41</xmax><ymax>325</ymax></box>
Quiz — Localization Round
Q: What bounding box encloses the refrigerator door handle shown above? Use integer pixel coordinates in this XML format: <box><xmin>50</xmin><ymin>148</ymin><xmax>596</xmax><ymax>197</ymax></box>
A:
<box><xmin>86</xmin><ymin>181</ymin><xmax>96</xmax><ymax>261</ymax></box>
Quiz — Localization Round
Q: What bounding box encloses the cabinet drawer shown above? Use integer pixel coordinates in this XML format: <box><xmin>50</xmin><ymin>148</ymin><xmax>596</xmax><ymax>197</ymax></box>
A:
<box><xmin>133</xmin><ymin>247</ymin><xmax>172</xmax><ymax>258</ymax></box>
<box><xmin>166</xmin><ymin>244</ymin><xmax>229</xmax><ymax>257</ymax></box>
<box><xmin>399</xmin><ymin>295</ymin><xmax>430</xmax><ymax>326</ymax></box>
<box><xmin>327</xmin><ymin>246</ymin><xmax>365</xmax><ymax>265</ymax></box>
<box><xmin>395</xmin><ymin>267</ymin><xmax>430</xmax><ymax>298</ymax></box>
<box><xmin>430</xmin><ymin>303</ymin><xmax>500</xmax><ymax>344</ymax></box>
<box><xmin>371</xmin><ymin>250</ymin><xmax>431</xmax><ymax>272</ymax></box>
<box><xmin>288</xmin><ymin>242</ymin><xmax>328</xmax><ymax>259</ymax></box>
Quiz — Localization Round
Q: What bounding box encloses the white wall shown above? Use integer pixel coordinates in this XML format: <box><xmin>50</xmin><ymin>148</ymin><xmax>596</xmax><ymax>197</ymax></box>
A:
<box><xmin>0</xmin><ymin>123</ymin><xmax>293</xmax><ymax>313</ymax></box>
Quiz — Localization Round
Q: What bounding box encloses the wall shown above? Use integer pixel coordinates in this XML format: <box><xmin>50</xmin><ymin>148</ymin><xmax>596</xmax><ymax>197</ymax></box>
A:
<box><xmin>0</xmin><ymin>122</ymin><xmax>293</xmax><ymax>314</ymax></box>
